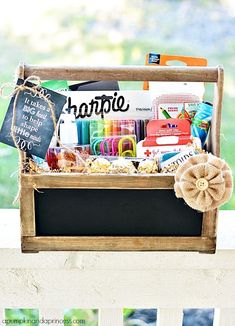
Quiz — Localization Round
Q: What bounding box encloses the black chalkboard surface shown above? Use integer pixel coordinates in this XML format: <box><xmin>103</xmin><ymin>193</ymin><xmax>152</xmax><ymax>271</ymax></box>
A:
<box><xmin>0</xmin><ymin>79</ymin><xmax>67</xmax><ymax>158</ymax></box>
<box><xmin>35</xmin><ymin>189</ymin><xmax>203</xmax><ymax>236</ymax></box>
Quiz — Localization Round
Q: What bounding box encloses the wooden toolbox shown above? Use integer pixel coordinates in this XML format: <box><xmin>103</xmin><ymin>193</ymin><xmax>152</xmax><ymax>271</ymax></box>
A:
<box><xmin>19</xmin><ymin>64</ymin><xmax>224</xmax><ymax>253</ymax></box>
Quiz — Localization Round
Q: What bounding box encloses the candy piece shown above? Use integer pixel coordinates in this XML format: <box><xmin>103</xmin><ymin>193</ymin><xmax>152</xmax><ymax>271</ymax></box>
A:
<box><xmin>108</xmin><ymin>158</ymin><xmax>136</xmax><ymax>174</ymax></box>
<box><xmin>86</xmin><ymin>157</ymin><xmax>111</xmax><ymax>173</ymax></box>
<box><xmin>138</xmin><ymin>159</ymin><xmax>158</xmax><ymax>174</ymax></box>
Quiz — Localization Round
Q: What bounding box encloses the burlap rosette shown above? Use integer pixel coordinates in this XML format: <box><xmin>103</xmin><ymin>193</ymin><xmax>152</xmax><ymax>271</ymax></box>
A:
<box><xmin>174</xmin><ymin>153</ymin><xmax>233</xmax><ymax>212</ymax></box>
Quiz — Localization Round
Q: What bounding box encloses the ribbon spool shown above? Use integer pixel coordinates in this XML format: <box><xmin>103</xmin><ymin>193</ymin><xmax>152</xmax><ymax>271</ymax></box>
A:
<box><xmin>174</xmin><ymin>153</ymin><xmax>233</xmax><ymax>212</ymax></box>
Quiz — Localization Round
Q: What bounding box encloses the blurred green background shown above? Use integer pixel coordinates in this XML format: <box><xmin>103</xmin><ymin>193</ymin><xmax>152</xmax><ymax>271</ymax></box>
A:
<box><xmin>0</xmin><ymin>0</ymin><xmax>234</xmax><ymax>209</ymax></box>
<box><xmin>5</xmin><ymin>308</ymin><xmax>98</xmax><ymax>326</ymax></box>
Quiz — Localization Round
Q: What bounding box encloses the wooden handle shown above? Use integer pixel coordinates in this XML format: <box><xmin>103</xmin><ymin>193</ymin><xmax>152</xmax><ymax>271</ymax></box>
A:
<box><xmin>23</xmin><ymin>64</ymin><xmax>219</xmax><ymax>82</ymax></box>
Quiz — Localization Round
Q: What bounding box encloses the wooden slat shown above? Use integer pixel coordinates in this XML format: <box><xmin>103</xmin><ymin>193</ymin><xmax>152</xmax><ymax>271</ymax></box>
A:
<box><xmin>202</xmin><ymin>209</ymin><xmax>218</xmax><ymax>238</ymax></box>
<box><xmin>158</xmin><ymin>308</ymin><xmax>183</xmax><ymax>326</ymax></box>
<box><xmin>21</xmin><ymin>236</ymin><xmax>216</xmax><ymax>253</ymax></box>
<box><xmin>23</xmin><ymin>65</ymin><xmax>219</xmax><ymax>82</ymax></box>
<box><xmin>99</xmin><ymin>309</ymin><xmax>123</xmax><ymax>326</ymax></box>
<box><xmin>211</xmin><ymin>65</ymin><xmax>224</xmax><ymax>156</ymax></box>
<box><xmin>20</xmin><ymin>188</ymin><xmax>35</xmax><ymax>236</ymax></box>
<box><xmin>21</xmin><ymin>173</ymin><xmax>175</xmax><ymax>189</ymax></box>
<box><xmin>217</xmin><ymin>309</ymin><xmax>235</xmax><ymax>326</ymax></box>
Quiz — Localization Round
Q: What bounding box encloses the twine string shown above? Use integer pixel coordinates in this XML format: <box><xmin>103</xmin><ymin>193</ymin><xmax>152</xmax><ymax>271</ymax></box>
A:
<box><xmin>0</xmin><ymin>76</ymin><xmax>86</xmax><ymax>203</ymax></box>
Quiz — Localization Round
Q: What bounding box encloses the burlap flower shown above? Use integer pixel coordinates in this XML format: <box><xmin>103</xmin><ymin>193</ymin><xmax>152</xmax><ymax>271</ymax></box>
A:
<box><xmin>174</xmin><ymin>153</ymin><xmax>233</xmax><ymax>212</ymax></box>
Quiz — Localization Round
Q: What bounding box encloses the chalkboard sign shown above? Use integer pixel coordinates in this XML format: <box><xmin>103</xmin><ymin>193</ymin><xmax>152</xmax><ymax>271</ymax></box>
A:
<box><xmin>35</xmin><ymin>189</ymin><xmax>203</xmax><ymax>236</ymax></box>
<box><xmin>0</xmin><ymin>79</ymin><xmax>67</xmax><ymax>158</ymax></box>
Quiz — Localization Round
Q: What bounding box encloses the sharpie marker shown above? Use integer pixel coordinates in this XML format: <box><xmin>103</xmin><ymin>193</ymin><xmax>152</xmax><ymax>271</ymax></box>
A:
<box><xmin>104</xmin><ymin>120</ymin><xmax>112</xmax><ymax>137</ymax></box>
<box><xmin>112</xmin><ymin>120</ymin><xmax>120</xmax><ymax>136</ymax></box>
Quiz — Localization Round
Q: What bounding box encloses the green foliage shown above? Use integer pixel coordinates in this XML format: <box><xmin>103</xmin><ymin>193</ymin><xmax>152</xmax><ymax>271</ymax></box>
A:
<box><xmin>5</xmin><ymin>309</ymin><xmax>39</xmax><ymax>326</ymax></box>
<box><xmin>64</xmin><ymin>309</ymin><xmax>98</xmax><ymax>326</ymax></box>
<box><xmin>123</xmin><ymin>308</ymin><xmax>135</xmax><ymax>319</ymax></box>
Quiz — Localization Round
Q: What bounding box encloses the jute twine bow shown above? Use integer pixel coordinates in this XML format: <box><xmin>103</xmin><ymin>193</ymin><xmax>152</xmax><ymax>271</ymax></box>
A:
<box><xmin>0</xmin><ymin>76</ymin><xmax>85</xmax><ymax>204</ymax></box>
<box><xmin>174</xmin><ymin>153</ymin><xmax>233</xmax><ymax>212</ymax></box>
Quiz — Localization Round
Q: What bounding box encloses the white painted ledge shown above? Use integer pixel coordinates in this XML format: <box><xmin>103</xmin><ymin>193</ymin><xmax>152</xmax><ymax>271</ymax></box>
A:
<box><xmin>0</xmin><ymin>209</ymin><xmax>235</xmax><ymax>311</ymax></box>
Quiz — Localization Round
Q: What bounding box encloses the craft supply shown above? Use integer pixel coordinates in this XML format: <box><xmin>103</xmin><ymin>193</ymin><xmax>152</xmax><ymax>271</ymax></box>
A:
<box><xmin>112</xmin><ymin>120</ymin><xmax>120</xmax><ymax>136</ymax></box>
<box><xmin>137</xmin><ymin>159</ymin><xmax>158</xmax><ymax>174</ymax></box>
<box><xmin>91</xmin><ymin>135</ymin><xmax>136</xmax><ymax>157</ymax></box>
<box><xmin>140</xmin><ymin>119</ymin><xmax>145</xmax><ymax>141</ymax></box>
<box><xmin>159</xmin><ymin>146</ymin><xmax>198</xmax><ymax>171</ymax></box>
<box><xmin>174</xmin><ymin>153</ymin><xmax>233</xmax><ymax>212</ymax></box>
<box><xmin>90</xmin><ymin>120</ymin><xmax>105</xmax><ymax>140</ymax></box>
<box><xmin>81</xmin><ymin>120</ymin><xmax>90</xmax><ymax>144</ymax></box>
<box><xmin>69</xmin><ymin>80</ymin><xmax>119</xmax><ymax>91</ymax></box>
<box><xmin>108</xmin><ymin>158</ymin><xmax>137</xmax><ymax>174</ymax></box>
<box><xmin>118</xmin><ymin>136</ymin><xmax>136</xmax><ymax>157</ymax></box>
<box><xmin>104</xmin><ymin>120</ymin><xmax>112</xmax><ymax>137</ymax></box>
<box><xmin>185</xmin><ymin>103</ymin><xmax>201</xmax><ymax>122</ymax></box>
<box><xmin>161</xmin><ymin>152</ymin><xmax>179</xmax><ymax>162</ymax></box>
<box><xmin>154</xmin><ymin>94</ymin><xmax>200</xmax><ymax>119</ymax></box>
<box><xmin>137</xmin><ymin>119</ymin><xmax>192</xmax><ymax>158</ymax></box>
<box><xmin>120</xmin><ymin>120</ymin><xmax>135</xmax><ymax>135</ymax></box>
<box><xmin>42</xmin><ymin>80</ymin><xmax>69</xmax><ymax>91</ymax></box>
<box><xmin>143</xmin><ymin>120</ymin><xmax>149</xmax><ymax>138</ymax></box>
<box><xmin>191</xmin><ymin>102</ymin><xmax>213</xmax><ymax>147</ymax></box>
<box><xmin>135</xmin><ymin>120</ymin><xmax>141</xmax><ymax>142</ymax></box>
<box><xmin>160</xmin><ymin>107</ymin><xmax>172</xmax><ymax>119</ymax></box>
<box><xmin>144</xmin><ymin>53</ymin><xmax>207</xmax><ymax>100</ymax></box>
<box><xmin>59</xmin><ymin>111</ymin><xmax>78</xmax><ymax>146</ymax></box>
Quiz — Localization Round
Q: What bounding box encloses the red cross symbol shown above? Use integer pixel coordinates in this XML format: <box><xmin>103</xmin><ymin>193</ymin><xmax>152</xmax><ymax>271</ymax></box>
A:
<box><xmin>144</xmin><ymin>149</ymin><xmax>151</xmax><ymax>157</ymax></box>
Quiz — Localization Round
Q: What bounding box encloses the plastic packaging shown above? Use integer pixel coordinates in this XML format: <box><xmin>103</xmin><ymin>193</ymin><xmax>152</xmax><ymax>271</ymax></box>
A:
<box><xmin>191</xmin><ymin>102</ymin><xmax>213</xmax><ymax>147</ymax></box>
<box><xmin>59</xmin><ymin>113</ymin><xmax>78</xmax><ymax>146</ymax></box>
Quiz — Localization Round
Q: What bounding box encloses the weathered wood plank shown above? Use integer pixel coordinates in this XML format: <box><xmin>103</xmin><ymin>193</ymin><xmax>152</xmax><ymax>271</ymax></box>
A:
<box><xmin>210</xmin><ymin>65</ymin><xmax>224</xmax><ymax>156</ymax></box>
<box><xmin>23</xmin><ymin>65</ymin><xmax>219</xmax><ymax>82</ymax></box>
<box><xmin>20</xmin><ymin>188</ymin><xmax>35</xmax><ymax>236</ymax></box>
<box><xmin>202</xmin><ymin>209</ymin><xmax>218</xmax><ymax>238</ymax></box>
<box><xmin>21</xmin><ymin>236</ymin><xmax>216</xmax><ymax>253</ymax></box>
<box><xmin>21</xmin><ymin>173</ymin><xmax>175</xmax><ymax>189</ymax></box>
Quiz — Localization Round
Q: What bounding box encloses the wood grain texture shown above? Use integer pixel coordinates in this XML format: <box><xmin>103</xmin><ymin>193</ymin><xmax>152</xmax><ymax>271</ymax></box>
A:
<box><xmin>19</xmin><ymin>64</ymin><xmax>223</xmax><ymax>253</ymax></box>
<box><xmin>20</xmin><ymin>188</ymin><xmax>35</xmax><ymax>236</ymax></box>
<box><xmin>21</xmin><ymin>173</ymin><xmax>175</xmax><ymax>189</ymax></box>
<box><xmin>210</xmin><ymin>65</ymin><xmax>224</xmax><ymax>156</ymax></box>
<box><xmin>202</xmin><ymin>209</ymin><xmax>218</xmax><ymax>238</ymax></box>
<box><xmin>23</xmin><ymin>65</ymin><xmax>219</xmax><ymax>82</ymax></box>
<box><xmin>21</xmin><ymin>236</ymin><xmax>216</xmax><ymax>253</ymax></box>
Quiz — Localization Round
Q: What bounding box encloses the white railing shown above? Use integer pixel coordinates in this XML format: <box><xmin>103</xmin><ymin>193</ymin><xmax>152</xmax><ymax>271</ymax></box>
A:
<box><xmin>0</xmin><ymin>209</ymin><xmax>235</xmax><ymax>326</ymax></box>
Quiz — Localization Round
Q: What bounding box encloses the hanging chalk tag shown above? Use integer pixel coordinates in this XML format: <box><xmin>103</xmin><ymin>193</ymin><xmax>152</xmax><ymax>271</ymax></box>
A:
<box><xmin>0</xmin><ymin>79</ymin><xmax>67</xmax><ymax>159</ymax></box>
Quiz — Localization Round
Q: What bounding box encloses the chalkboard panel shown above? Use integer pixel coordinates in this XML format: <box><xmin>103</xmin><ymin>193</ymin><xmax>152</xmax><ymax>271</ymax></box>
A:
<box><xmin>35</xmin><ymin>189</ymin><xmax>203</xmax><ymax>236</ymax></box>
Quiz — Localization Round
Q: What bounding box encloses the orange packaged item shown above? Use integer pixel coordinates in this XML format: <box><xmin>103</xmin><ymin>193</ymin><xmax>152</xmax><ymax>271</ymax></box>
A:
<box><xmin>136</xmin><ymin>119</ymin><xmax>194</xmax><ymax>158</ymax></box>
<box><xmin>143</xmin><ymin>53</ymin><xmax>207</xmax><ymax>90</ymax></box>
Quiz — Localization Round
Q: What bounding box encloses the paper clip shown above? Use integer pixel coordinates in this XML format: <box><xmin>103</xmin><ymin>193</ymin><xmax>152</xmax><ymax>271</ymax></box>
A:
<box><xmin>91</xmin><ymin>138</ymin><xmax>103</xmax><ymax>155</ymax></box>
<box><xmin>118</xmin><ymin>136</ymin><xmax>136</xmax><ymax>157</ymax></box>
<box><xmin>100</xmin><ymin>138</ymin><xmax>113</xmax><ymax>156</ymax></box>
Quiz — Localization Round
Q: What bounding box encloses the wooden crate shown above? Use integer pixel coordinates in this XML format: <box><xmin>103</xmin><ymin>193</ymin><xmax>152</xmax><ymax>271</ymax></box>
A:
<box><xmin>18</xmin><ymin>63</ymin><xmax>224</xmax><ymax>253</ymax></box>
